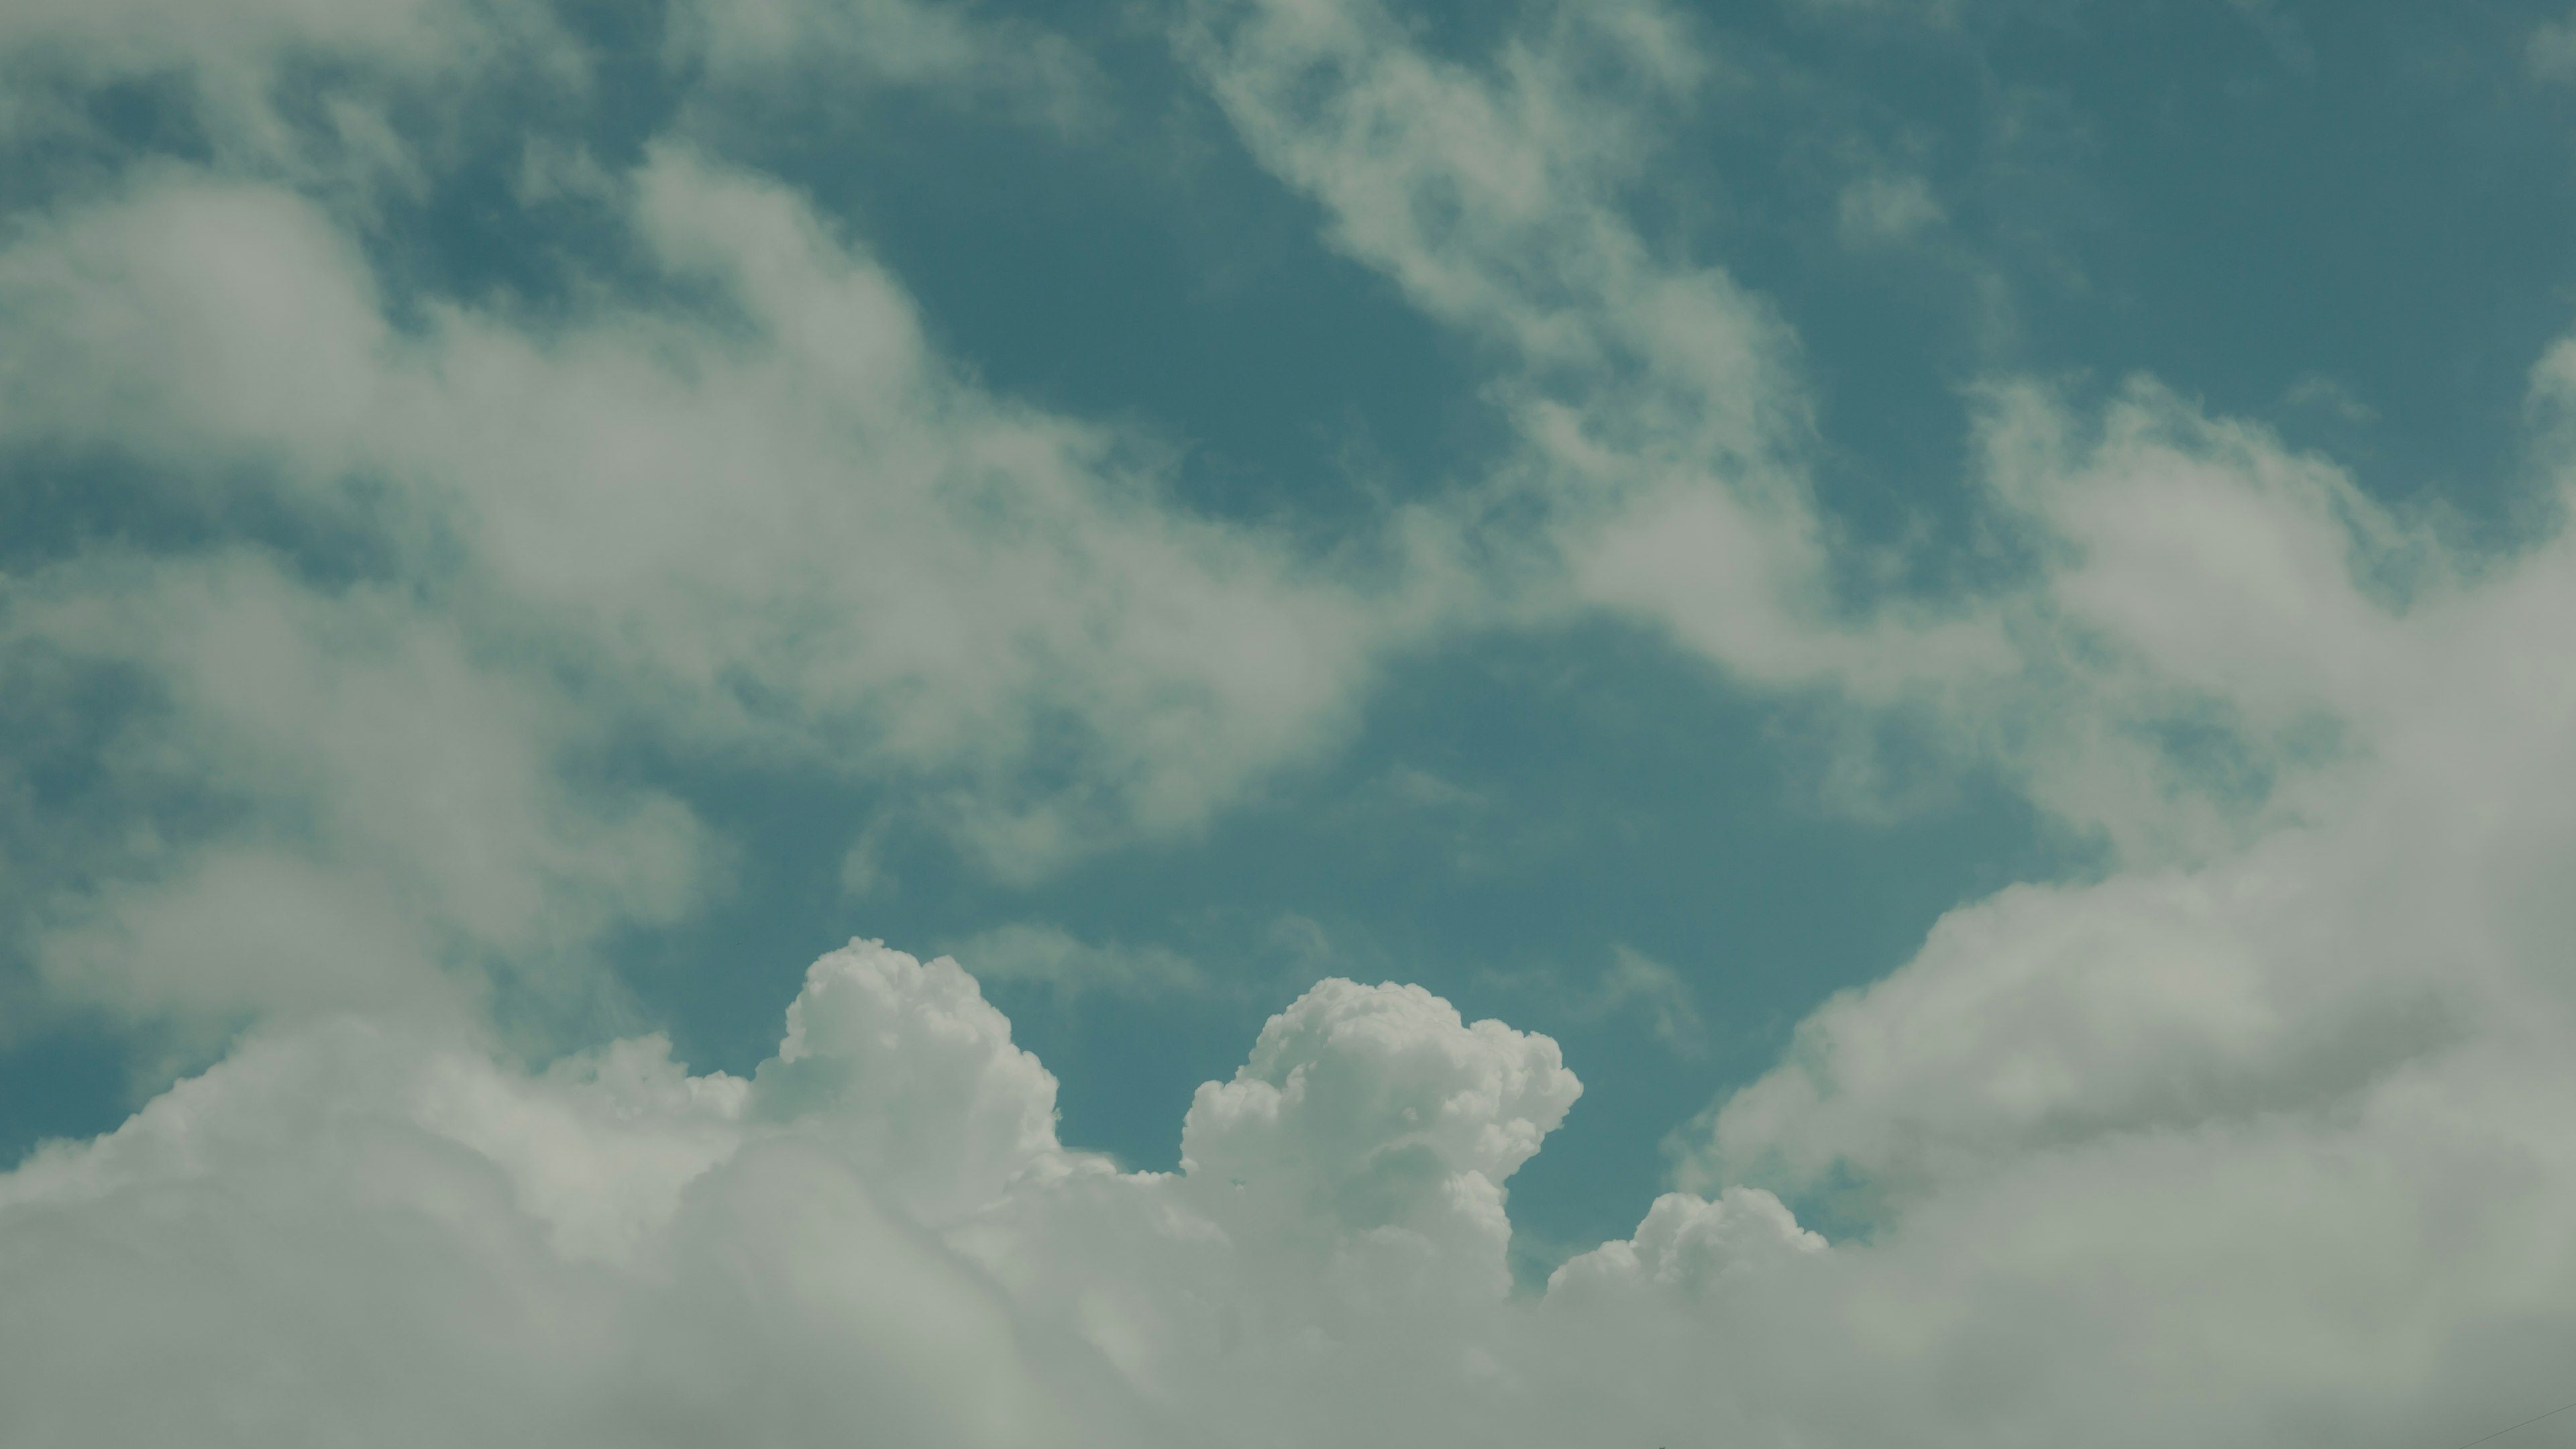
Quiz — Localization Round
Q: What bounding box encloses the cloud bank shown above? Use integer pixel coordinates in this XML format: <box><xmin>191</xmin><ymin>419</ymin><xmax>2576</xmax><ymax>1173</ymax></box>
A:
<box><xmin>9</xmin><ymin>879</ymin><xmax>2573</xmax><ymax>1447</ymax></box>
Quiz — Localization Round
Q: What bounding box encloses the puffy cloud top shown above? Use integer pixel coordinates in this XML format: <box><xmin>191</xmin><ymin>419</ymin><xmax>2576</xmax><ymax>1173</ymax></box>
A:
<box><xmin>1184</xmin><ymin>977</ymin><xmax>1578</xmax><ymax>1228</ymax></box>
<box><xmin>757</xmin><ymin>939</ymin><xmax>1071</xmax><ymax>1225</ymax></box>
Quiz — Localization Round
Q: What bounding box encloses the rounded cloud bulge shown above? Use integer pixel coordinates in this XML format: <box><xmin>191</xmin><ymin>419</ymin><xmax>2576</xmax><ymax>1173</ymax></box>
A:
<box><xmin>0</xmin><ymin>940</ymin><xmax>1868</xmax><ymax>1448</ymax></box>
<box><xmin>0</xmin><ymin>946</ymin><xmax>1609</xmax><ymax>1448</ymax></box>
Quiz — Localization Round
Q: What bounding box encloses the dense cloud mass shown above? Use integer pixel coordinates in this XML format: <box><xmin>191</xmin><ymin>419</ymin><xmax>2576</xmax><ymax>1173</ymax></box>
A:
<box><xmin>6</xmin><ymin>904</ymin><xmax>2572</xmax><ymax>1446</ymax></box>
<box><xmin>6</xmin><ymin>0</ymin><xmax>2576</xmax><ymax>1444</ymax></box>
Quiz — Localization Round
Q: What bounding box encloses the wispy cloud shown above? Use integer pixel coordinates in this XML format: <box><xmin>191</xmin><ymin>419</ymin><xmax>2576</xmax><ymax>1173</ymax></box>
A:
<box><xmin>941</xmin><ymin>922</ymin><xmax>1203</xmax><ymax>998</ymax></box>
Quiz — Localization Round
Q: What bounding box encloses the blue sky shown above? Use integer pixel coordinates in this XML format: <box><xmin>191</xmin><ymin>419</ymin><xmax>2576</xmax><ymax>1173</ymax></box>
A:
<box><xmin>8</xmin><ymin>1</ymin><xmax>2576</xmax><ymax>1445</ymax></box>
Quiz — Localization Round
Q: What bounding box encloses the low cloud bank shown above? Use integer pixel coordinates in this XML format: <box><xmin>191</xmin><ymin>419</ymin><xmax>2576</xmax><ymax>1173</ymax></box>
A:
<box><xmin>6</xmin><ymin>918</ymin><xmax>2570</xmax><ymax>1448</ymax></box>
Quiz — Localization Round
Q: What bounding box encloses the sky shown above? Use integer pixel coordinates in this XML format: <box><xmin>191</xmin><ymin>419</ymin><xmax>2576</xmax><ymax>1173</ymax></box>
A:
<box><xmin>5</xmin><ymin>0</ymin><xmax>2576</xmax><ymax>1445</ymax></box>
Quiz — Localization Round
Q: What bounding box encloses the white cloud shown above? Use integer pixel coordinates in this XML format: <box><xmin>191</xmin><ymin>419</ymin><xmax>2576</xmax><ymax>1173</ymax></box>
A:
<box><xmin>1165</xmin><ymin>13</ymin><xmax>2576</xmax><ymax>1442</ymax></box>
<box><xmin>1943</xmin><ymin>375</ymin><xmax>2442</xmax><ymax>867</ymax></box>
<box><xmin>0</xmin><ymin>951</ymin><xmax>1592</xmax><ymax>1447</ymax></box>
<box><xmin>1493</xmin><ymin>944</ymin><xmax>1707</xmax><ymax>1055</ymax></box>
<box><xmin>1546</xmin><ymin>1186</ymin><xmax>1823</xmax><ymax>1303</ymax></box>
<box><xmin>1179</xmin><ymin>977</ymin><xmax>1578</xmax><ymax>1271</ymax></box>
<box><xmin>9</xmin><ymin>904</ymin><xmax>2571</xmax><ymax>1446</ymax></box>
<box><xmin>1837</xmin><ymin>170</ymin><xmax>1945</xmax><ymax>248</ymax></box>
<box><xmin>2285</xmin><ymin>373</ymin><xmax>2379</xmax><ymax>426</ymax></box>
<box><xmin>1690</xmin><ymin>861</ymin><xmax>2456</xmax><ymax>1203</ymax></box>
<box><xmin>0</xmin><ymin>988</ymin><xmax>1154</xmax><ymax>1449</ymax></box>
<box><xmin>0</xmin><ymin>0</ymin><xmax>579</xmax><ymax>205</ymax></box>
<box><xmin>672</xmin><ymin>0</ymin><xmax>1104</xmax><ymax>135</ymax></box>
<box><xmin>941</xmin><ymin>922</ymin><xmax>1204</xmax><ymax>998</ymax></box>
<box><xmin>1181</xmin><ymin>0</ymin><xmax>2010</xmax><ymax>706</ymax></box>
<box><xmin>2533</xmin><ymin>9</ymin><xmax>2576</xmax><ymax>83</ymax></box>
<box><xmin>755</xmin><ymin>941</ymin><xmax>1074</xmax><ymax>1226</ymax></box>
<box><xmin>2</xmin><ymin>552</ymin><xmax>709</xmax><ymax>1034</ymax></box>
<box><xmin>0</xmin><ymin>137</ymin><xmax>1443</xmax><ymax>1035</ymax></box>
<box><xmin>1174</xmin><ymin>0</ymin><xmax>2428</xmax><ymax>872</ymax></box>
<box><xmin>1591</xmin><ymin>945</ymin><xmax>1708</xmax><ymax>1053</ymax></box>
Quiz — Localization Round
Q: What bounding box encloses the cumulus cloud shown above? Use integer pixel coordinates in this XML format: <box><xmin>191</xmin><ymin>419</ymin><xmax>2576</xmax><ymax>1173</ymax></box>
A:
<box><xmin>0</xmin><ymin>971</ymin><xmax>1158</xmax><ymax>1449</ymax></box>
<box><xmin>11</xmin><ymin>905</ymin><xmax>2572</xmax><ymax>1447</ymax></box>
<box><xmin>0</xmin><ymin>949</ymin><xmax>1589</xmax><ymax>1447</ymax></box>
